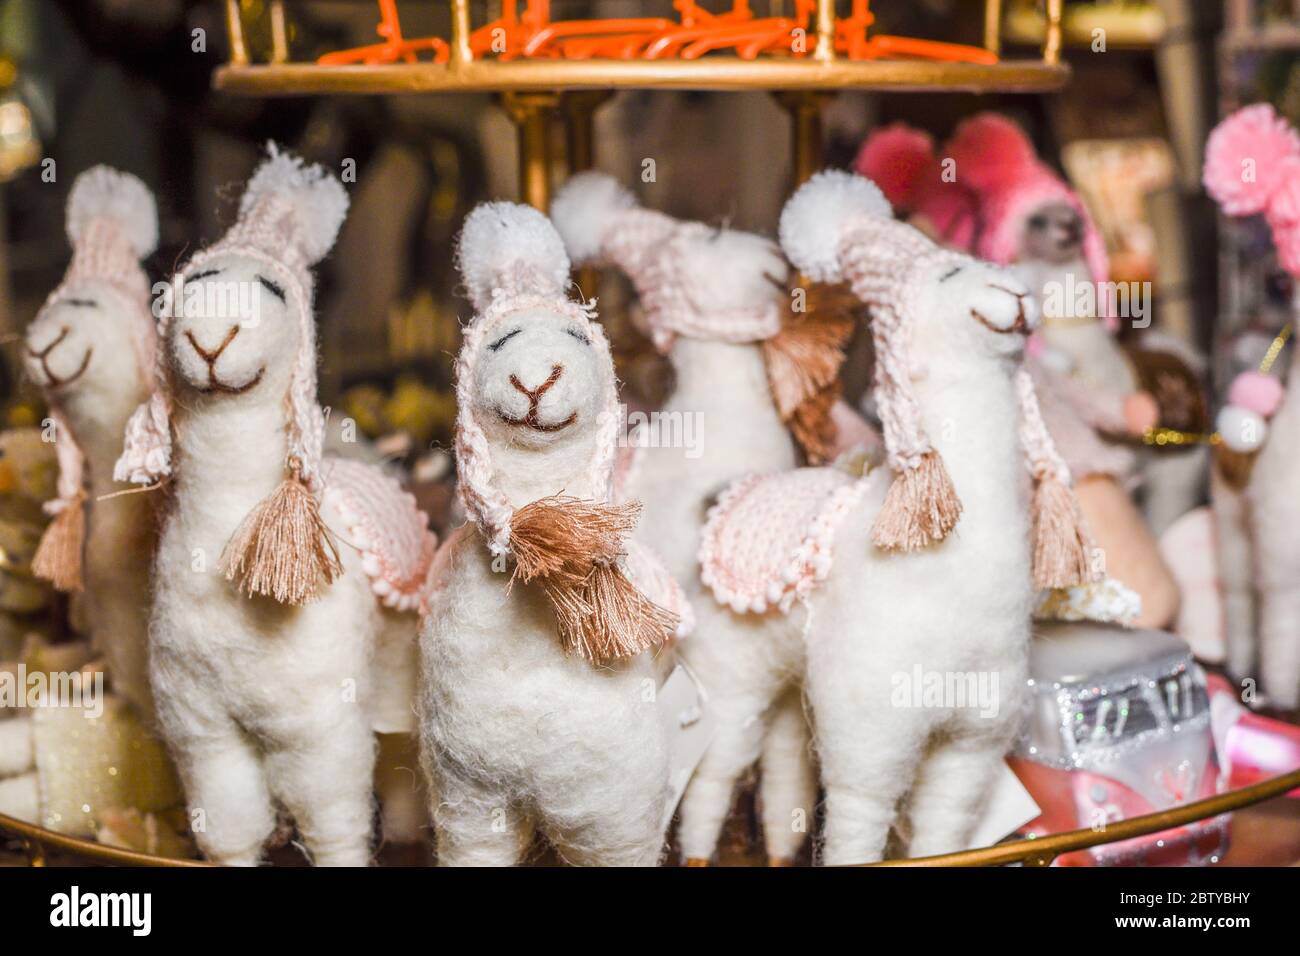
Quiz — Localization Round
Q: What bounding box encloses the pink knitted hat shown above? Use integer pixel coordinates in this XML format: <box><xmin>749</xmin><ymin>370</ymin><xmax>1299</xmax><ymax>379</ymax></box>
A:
<box><xmin>854</xmin><ymin>122</ymin><xmax>978</xmax><ymax>250</ymax></box>
<box><xmin>945</xmin><ymin>113</ymin><xmax>1110</xmax><ymax>286</ymax></box>
<box><xmin>549</xmin><ymin>171</ymin><xmax>782</xmax><ymax>353</ymax></box>
<box><xmin>1204</xmin><ymin>103</ymin><xmax>1300</xmax><ymax>274</ymax></box>
<box><xmin>453</xmin><ymin>200</ymin><xmax>677</xmax><ymax>660</ymax></box>
<box><xmin>780</xmin><ymin>170</ymin><xmax>1095</xmax><ymax>589</ymax></box>
<box><xmin>115</xmin><ymin>144</ymin><xmax>347</xmax><ymax>492</ymax></box>
<box><xmin>30</xmin><ymin>166</ymin><xmax>159</xmax><ymax>592</ymax></box>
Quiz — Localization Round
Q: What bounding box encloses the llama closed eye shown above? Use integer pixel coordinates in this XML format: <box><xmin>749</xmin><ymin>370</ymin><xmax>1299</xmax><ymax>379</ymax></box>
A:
<box><xmin>488</xmin><ymin>328</ymin><xmax>521</xmax><ymax>352</ymax></box>
<box><xmin>186</xmin><ymin>268</ymin><xmax>221</xmax><ymax>282</ymax></box>
<box><xmin>256</xmin><ymin>274</ymin><xmax>286</xmax><ymax>303</ymax></box>
<box><xmin>565</xmin><ymin>327</ymin><xmax>590</xmax><ymax>345</ymax></box>
<box><xmin>939</xmin><ymin>266</ymin><xmax>963</xmax><ymax>283</ymax></box>
<box><xmin>63</xmin><ymin>298</ymin><xmax>98</xmax><ymax>309</ymax></box>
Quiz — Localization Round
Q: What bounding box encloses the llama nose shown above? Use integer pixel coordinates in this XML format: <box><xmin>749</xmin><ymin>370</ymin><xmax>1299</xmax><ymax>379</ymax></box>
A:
<box><xmin>185</xmin><ymin>325</ymin><xmax>240</xmax><ymax>365</ymax></box>
<box><xmin>510</xmin><ymin>364</ymin><xmax>564</xmax><ymax>401</ymax></box>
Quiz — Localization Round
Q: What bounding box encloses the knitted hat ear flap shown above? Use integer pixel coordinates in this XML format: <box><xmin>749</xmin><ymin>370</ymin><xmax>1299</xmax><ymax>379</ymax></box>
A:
<box><xmin>453</xmin><ymin>200</ymin><xmax>677</xmax><ymax>661</ymax></box>
<box><xmin>32</xmin><ymin>410</ymin><xmax>86</xmax><ymax>592</ymax></box>
<box><xmin>1015</xmin><ymin>368</ymin><xmax>1098</xmax><ymax>589</ymax></box>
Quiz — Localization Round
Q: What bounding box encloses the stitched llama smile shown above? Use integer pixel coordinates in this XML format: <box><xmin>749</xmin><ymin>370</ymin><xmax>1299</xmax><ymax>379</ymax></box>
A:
<box><xmin>183</xmin><ymin>327</ymin><xmax>266</xmax><ymax>395</ymax></box>
<box><xmin>26</xmin><ymin>326</ymin><xmax>93</xmax><ymax>389</ymax></box>
<box><xmin>496</xmin><ymin>364</ymin><xmax>577</xmax><ymax>432</ymax></box>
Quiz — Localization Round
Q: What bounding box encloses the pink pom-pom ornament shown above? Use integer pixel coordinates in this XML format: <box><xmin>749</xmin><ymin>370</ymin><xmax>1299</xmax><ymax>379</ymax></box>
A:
<box><xmin>1228</xmin><ymin>369</ymin><xmax>1285</xmax><ymax>418</ymax></box>
<box><xmin>1203</xmin><ymin>104</ymin><xmax>1300</xmax><ymax>216</ymax></box>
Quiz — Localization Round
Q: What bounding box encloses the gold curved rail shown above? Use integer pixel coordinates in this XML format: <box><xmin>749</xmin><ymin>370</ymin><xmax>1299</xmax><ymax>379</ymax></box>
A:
<box><xmin>4</xmin><ymin>767</ymin><xmax>1299</xmax><ymax>866</ymax></box>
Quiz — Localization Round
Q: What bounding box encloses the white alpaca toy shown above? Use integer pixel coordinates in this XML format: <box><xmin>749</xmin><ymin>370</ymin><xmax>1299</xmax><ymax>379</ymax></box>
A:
<box><xmin>1204</xmin><ymin>104</ymin><xmax>1300</xmax><ymax>709</ymax></box>
<box><xmin>114</xmin><ymin>146</ymin><xmax>436</xmax><ymax>865</ymax></box>
<box><xmin>419</xmin><ymin>200</ymin><xmax>685</xmax><ymax>867</ymax></box>
<box><xmin>549</xmin><ymin>172</ymin><xmax>857</xmax><ymax>865</ymax></box>
<box><xmin>688</xmin><ymin>171</ymin><xmax>1094</xmax><ymax>864</ymax></box>
<box><xmin>24</xmin><ymin>166</ymin><xmax>159</xmax><ymax>718</ymax></box>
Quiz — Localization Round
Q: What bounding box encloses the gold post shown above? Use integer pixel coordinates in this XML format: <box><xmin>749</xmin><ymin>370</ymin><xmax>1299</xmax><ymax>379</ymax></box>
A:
<box><xmin>1044</xmin><ymin>0</ymin><xmax>1063</xmax><ymax>66</ymax></box>
<box><xmin>776</xmin><ymin>91</ymin><xmax>827</xmax><ymax>186</ymax></box>
<box><xmin>450</xmin><ymin>0</ymin><xmax>474</xmax><ymax>67</ymax></box>
<box><xmin>813</xmin><ymin>0</ymin><xmax>836</xmax><ymax>63</ymax></box>
<box><xmin>269</xmin><ymin>0</ymin><xmax>289</xmax><ymax>64</ymax></box>
<box><xmin>225</xmin><ymin>0</ymin><xmax>249</xmax><ymax>66</ymax></box>
<box><xmin>983</xmin><ymin>0</ymin><xmax>1002</xmax><ymax>56</ymax></box>
<box><xmin>502</xmin><ymin>92</ymin><xmax>559</xmax><ymax>210</ymax></box>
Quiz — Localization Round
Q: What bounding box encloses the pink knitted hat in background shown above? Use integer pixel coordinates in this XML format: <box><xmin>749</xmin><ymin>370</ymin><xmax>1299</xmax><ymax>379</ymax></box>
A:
<box><xmin>452</xmin><ymin>200</ymin><xmax>677</xmax><ymax>661</ymax></box>
<box><xmin>945</xmin><ymin>113</ymin><xmax>1111</xmax><ymax>287</ymax></box>
<box><xmin>780</xmin><ymin>170</ymin><xmax>1095</xmax><ymax>589</ymax></box>
<box><xmin>1204</xmin><ymin>103</ymin><xmax>1300</xmax><ymax>274</ymax></box>
<box><xmin>31</xmin><ymin>166</ymin><xmax>159</xmax><ymax>592</ymax></box>
<box><xmin>854</xmin><ymin>122</ymin><xmax>978</xmax><ymax>251</ymax></box>
<box><xmin>114</xmin><ymin>144</ymin><xmax>350</xmax><ymax>606</ymax></box>
<box><xmin>549</xmin><ymin>171</ymin><xmax>782</xmax><ymax>353</ymax></box>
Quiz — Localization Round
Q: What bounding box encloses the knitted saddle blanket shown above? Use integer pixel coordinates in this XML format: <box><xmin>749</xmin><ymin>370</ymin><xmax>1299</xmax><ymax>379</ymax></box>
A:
<box><xmin>321</xmin><ymin>456</ymin><xmax>437</xmax><ymax>614</ymax></box>
<box><xmin>700</xmin><ymin>467</ymin><xmax>873</xmax><ymax>615</ymax></box>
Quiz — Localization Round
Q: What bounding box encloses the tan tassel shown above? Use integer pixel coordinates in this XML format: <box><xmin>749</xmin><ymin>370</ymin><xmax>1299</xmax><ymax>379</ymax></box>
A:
<box><xmin>32</xmin><ymin>493</ymin><xmax>87</xmax><ymax>592</ymax></box>
<box><xmin>763</xmin><ymin>282</ymin><xmax>858</xmax><ymax>464</ymax></box>
<box><xmin>1030</xmin><ymin>475</ymin><xmax>1096</xmax><ymax>590</ymax></box>
<box><xmin>1213</xmin><ymin>445</ymin><xmax>1256</xmax><ymax>491</ymax></box>
<box><xmin>220</xmin><ymin>459</ymin><xmax>342</xmax><ymax>605</ymax></box>
<box><xmin>871</xmin><ymin>450</ymin><xmax>962</xmax><ymax>552</ymax></box>
<box><xmin>509</xmin><ymin>495</ymin><xmax>678</xmax><ymax>663</ymax></box>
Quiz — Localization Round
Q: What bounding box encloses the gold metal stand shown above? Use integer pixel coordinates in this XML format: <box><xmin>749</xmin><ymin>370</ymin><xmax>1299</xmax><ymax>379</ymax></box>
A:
<box><xmin>501</xmin><ymin>91</ymin><xmax>559</xmax><ymax>210</ymax></box>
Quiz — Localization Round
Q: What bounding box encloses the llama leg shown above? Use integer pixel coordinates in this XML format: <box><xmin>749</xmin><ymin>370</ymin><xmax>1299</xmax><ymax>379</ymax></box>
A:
<box><xmin>676</xmin><ymin>674</ymin><xmax>784</xmax><ymax>864</ymax></box>
<box><xmin>0</xmin><ymin>713</ymin><xmax>34</xmax><ymax>777</ymax></box>
<box><xmin>430</xmin><ymin>770</ymin><xmax>531</xmax><ymax>867</ymax></box>
<box><xmin>263</xmin><ymin>712</ymin><xmax>377</xmax><ymax>866</ymax></box>
<box><xmin>758</xmin><ymin>686</ymin><xmax>816</xmax><ymax>865</ymax></box>
<box><xmin>1212</xmin><ymin>471</ymin><xmax>1257</xmax><ymax>681</ymax></box>
<box><xmin>174</xmin><ymin>726</ymin><xmax>276</xmax><ymax>866</ymax></box>
<box><xmin>0</xmin><ymin>772</ymin><xmax>38</xmax><ymax>822</ymax></box>
<box><xmin>904</xmin><ymin>734</ymin><xmax>1010</xmax><ymax>859</ymax></box>
<box><xmin>1258</xmin><ymin>585</ymin><xmax>1300</xmax><ymax>710</ymax></box>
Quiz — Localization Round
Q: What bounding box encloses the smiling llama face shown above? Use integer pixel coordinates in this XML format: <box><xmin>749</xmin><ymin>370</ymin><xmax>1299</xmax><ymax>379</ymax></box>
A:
<box><xmin>25</xmin><ymin>281</ymin><xmax>146</xmax><ymax>400</ymax></box>
<box><xmin>473</xmin><ymin>305</ymin><xmax>609</xmax><ymax>452</ymax></box>
<box><xmin>913</xmin><ymin>256</ymin><xmax>1036</xmax><ymax>361</ymax></box>
<box><xmin>672</xmin><ymin>224</ymin><xmax>789</xmax><ymax>314</ymax></box>
<box><xmin>167</xmin><ymin>252</ymin><xmax>299</xmax><ymax>401</ymax></box>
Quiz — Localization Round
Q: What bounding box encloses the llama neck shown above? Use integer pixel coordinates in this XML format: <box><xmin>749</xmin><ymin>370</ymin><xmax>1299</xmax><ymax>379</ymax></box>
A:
<box><xmin>913</xmin><ymin>355</ymin><xmax>1030</xmax><ymax>539</ymax></box>
<box><xmin>58</xmin><ymin>382</ymin><xmax>149</xmax><ymax>498</ymax></box>
<box><xmin>488</xmin><ymin>432</ymin><xmax>600</xmax><ymax>508</ymax></box>
<box><xmin>661</xmin><ymin>336</ymin><xmax>793</xmax><ymax>469</ymax></box>
<box><xmin>171</xmin><ymin>397</ymin><xmax>292</xmax><ymax>532</ymax></box>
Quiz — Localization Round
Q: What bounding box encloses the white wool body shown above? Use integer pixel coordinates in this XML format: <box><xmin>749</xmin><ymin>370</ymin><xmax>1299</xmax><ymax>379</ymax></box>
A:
<box><xmin>638</xmin><ymin>338</ymin><xmax>815</xmax><ymax>862</ymax></box>
<box><xmin>26</xmin><ymin>285</ymin><xmax>155</xmax><ymax>715</ymax></box>
<box><xmin>149</xmin><ymin>388</ymin><xmax>404</xmax><ymax>866</ymax></box>
<box><xmin>1220</xmin><ymin>341</ymin><xmax>1300</xmax><ymax>708</ymax></box>
<box><xmin>419</xmin><ymin>200</ymin><xmax>670</xmax><ymax>866</ymax></box>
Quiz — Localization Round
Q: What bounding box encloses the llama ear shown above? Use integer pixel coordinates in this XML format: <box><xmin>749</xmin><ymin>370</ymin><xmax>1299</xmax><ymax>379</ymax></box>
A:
<box><xmin>240</xmin><ymin>143</ymin><xmax>349</xmax><ymax>265</ymax></box>
<box><xmin>779</xmin><ymin>170</ymin><xmax>891</xmax><ymax>283</ymax></box>
<box><xmin>550</xmin><ymin>172</ymin><xmax>638</xmax><ymax>266</ymax></box>
<box><xmin>456</xmin><ymin>201</ymin><xmax>571</xmax><ymax>311</ymax></box>
<box><xmin>67</xmin><ymin>166</ymin><xmax>159</xmax><ymax>259</ymax></box>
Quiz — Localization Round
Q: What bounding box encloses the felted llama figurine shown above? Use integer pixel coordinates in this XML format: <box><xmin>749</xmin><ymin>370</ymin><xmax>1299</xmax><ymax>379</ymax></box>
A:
<box><xmin>25</xmin><ymin>166</ymin><xmax>159</xmax><ymax>718</ymax></box>
<box><xmin>1204</xmin><ymin>103</ymin><xmax>1300</xmax><ymax>709</ymax></box>
<box><xmin>114</xmin><ymin>146</ymin><xmax>436</xmax><ymax>865</ymax></box>
<box><xmin>690</xmin><ymin>171</ymin><xmax>1094</xmax><ymax>864</ymax></box>
<box><xmin>419</xmin><ymin>200</ymin><xmax>683</xmax><ymax>866</ymax></box>
<box><xmin>549</xmin><ymin>171</ymin><xmax>857</xmax><ymax>866</ymax></box>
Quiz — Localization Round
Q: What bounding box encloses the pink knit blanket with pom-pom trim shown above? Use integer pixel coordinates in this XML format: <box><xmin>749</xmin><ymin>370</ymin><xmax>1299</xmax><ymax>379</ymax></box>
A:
<box><xmin>700</xmin><ymin>467</ymin><xmax>873</xmax><ymax>615</ymax></box>
<box><xmin>321</xmin><ymin>457</ymin><xmax>436</xmax><ymax>613</ymax></box>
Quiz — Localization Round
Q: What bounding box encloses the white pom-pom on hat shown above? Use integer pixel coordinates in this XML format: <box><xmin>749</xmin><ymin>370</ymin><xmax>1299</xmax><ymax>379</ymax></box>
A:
<box><xmin>240</xmin><ymin>143</ymin><xmax>349</xmax><ymax>266</ymax></box>
<box><xmin>456</xmin><ymin>200</ymin><xmax>571</xmax><ymax>311</ymax></box>
<box><xmin>66</xmin><ymin>165</ymin><xmax>159</xmax><ymax>258</ymax></box>
<box><xmin>550</xmin><ymin>171</ymin><xmax>638</xmax><ymax>266</ymax></box>
<box><xmin>779</xmin><ymin>169</ymin><xmax>891</xmax><ymax>283</ymax></box>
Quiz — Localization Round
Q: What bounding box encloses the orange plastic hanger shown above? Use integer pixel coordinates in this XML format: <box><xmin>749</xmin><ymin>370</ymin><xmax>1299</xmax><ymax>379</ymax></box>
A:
<box><xmin>317</xmin><ymin>0</ymin><xmax>448</xmax><ymax>65</ymax></box>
